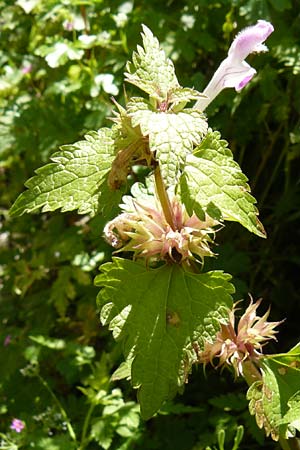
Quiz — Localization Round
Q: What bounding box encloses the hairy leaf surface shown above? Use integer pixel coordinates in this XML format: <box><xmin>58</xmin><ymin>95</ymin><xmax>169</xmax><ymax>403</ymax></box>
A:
<box><xmin>180</xmin><ymin>131</ymin><xmax>266</xmax><ymax>237</ymax></box>
<box><xmin>125</xmin><ymin>25</ymin><xmax>179</xmax><ymax>101</ymax></box>
<box><xmin>247</xmin><ymin>343</ymin><xmax>300</xmax><ymax>440</ymax></box>
<box><xmin>95</xmin><ymin>258</ymin><xmax>234</xmax><ymax>419</ymax></box>
<box><xmin>10</xmin><ymin>128</ymin><xmax>116</xmax><ymax>217</ymax></box>
<box><xmin>169</xmin><ymin>87</ymin><xmax>207</xmax><ymax>106</ymax></box>
<box><xmin>128</xmin><ymin>98</ymin><xmax>207</xmax><ymax>185</ymax></box>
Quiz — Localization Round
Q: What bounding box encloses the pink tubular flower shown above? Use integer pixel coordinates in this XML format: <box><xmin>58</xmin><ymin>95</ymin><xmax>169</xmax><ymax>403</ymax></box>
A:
<box><xmin>4</xmin><ymin>335</ymin><xmax>11</xmax><ymax>346</ymax></box>
<box><xmin>104</xmin><ymin>188</ymin><xmax>220</xmax><ymax>265</ymax></box>
<box><xmin>21</xmin><ymin>64</ymin><xmax>32</xmax><ymax>75</ymax></box>
<box><xmin>10</xmin><ymin>418</ymin><xmax>25</xmax><ymax>433</ymax></box>
<box><xmin>197</xmin><ymin>298</ymin><xmax>281</xmax><ymax>376</ymax></box>
<box><xmin>194</xmin><ymin>20</ymin><xmax>274</xmax><ymax>110</ymax></box>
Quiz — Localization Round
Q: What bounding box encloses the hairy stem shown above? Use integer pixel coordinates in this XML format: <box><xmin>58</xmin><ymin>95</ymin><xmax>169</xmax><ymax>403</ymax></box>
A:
<box><xmin>242</xmin><ymin>360</ymin><xmax>262</xmax><ymax>385</ymax></box>
<box><xmin>154</xmin><ymin>165</ymin><xmax>176</xmax><ymax>230</ymax></box>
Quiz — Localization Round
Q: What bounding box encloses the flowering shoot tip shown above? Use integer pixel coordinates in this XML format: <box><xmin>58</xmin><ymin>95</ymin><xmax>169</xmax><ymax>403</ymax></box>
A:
<box><xmin>196</xmin><ymin>297</ymin><xmax>281</xmax><ymax>377</ymax></box>
<box><xmin>104</xmin><ymin>186</ymin><xmax>220</xmax><ymax>266</ymax></box>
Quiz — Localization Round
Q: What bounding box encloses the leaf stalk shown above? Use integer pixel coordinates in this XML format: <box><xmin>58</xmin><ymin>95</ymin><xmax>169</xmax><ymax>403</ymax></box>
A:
<box><xmin>154</xmin><ymin>165</ymin><xmax>176</xmax><ymax>230</ymax></box>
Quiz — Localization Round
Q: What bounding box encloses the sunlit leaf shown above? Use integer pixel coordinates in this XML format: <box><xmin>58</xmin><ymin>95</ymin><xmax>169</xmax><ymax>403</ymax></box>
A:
<box><xmin>10</xmin><ymin>128</ymin><xmax>117</xmax><ymax>217</ymax></box>
<box><xmin>181</xmin><ymin>131</ymin><xmax>266</xmax><ymax>237</ymax></box>
<box><xmin>95</xmin><ymin>257</ymin><xmax>233</xmax><ymax>418</ymax></box>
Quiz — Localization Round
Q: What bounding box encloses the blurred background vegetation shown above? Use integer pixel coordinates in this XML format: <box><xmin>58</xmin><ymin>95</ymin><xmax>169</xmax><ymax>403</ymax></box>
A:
<box><xmin>0</xmin><ymin>0</ymin><xmax>299</xmax><ymax>448</ymax></box>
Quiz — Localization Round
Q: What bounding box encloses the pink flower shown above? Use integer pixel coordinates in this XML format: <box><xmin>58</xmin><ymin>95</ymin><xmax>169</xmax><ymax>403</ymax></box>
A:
<box><xmin>196</xmin><ymin>298</ymin><xmax>281</xmax><ymax>376</ymax></box>
<box><xmin>10</xmin><ymin>418</ymin><xmax>25</xmax><ymax>433</ymax></box>
<box><xmin>4</xmin><ymin>335</ymin><xmax>11</xmax><ymax>346</ymax></box>
<box><xmin>104</xmin><ymin>189</ymin><xmax>220</xmax><ymax>266</ymax></box>
<box><xmin>194</xmin><ymin>20</ymin><xmax>274</xmax><ymax>110</ymax></box>
<box><xmin>21</xmin><ymin>65</ymin><xmax>32</xmax><ymax>75</ymax></box>
<box><xmin>63</xmin><ymin>20</ymin><xmax>74</xmax><ymax>31</ymax></box>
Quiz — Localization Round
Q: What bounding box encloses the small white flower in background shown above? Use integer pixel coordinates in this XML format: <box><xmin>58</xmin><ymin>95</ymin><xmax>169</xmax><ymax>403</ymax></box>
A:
<box><xmin>194</xmin><ymin>20</ymin><xmax>274</xmax><ymax>111</ymax></box>
<box><xmin>63</xmin><ymin>16</ymin><xmax>85</xmax><ymax>32</ymax></box>
<box><xmin>113</xmin><ymin>1</ymin><xmax>133</xmax><ymax>28</ymax></box>
<box><xmin>45</xmin><ymin>43</ymin><xmax>84</xmax><ymax>68</ymax></box>
<box><xmin>91</xmin><ymin>74</ymin><xmax>119</xmax><ymax>97</ymax></box>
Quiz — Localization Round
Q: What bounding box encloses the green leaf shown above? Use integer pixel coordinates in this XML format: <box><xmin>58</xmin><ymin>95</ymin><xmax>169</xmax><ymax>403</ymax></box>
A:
<box><xmin>91</xmin><ymin>417</ymin><xmax>115</xmax><ymax>450</ymax></box>
<box><xmin>180</xmin><ymin>131</ymin><xmax>266</xmax><ymax>237</ymax></box>
<box><xmin>10</xmin><ymin>128</ymin><xmax>116</xmax><ymax>217</ymax></box>
<box><xmin>269</xmin><ymin>0</ymin><xmax>292</xmax><ymax>11</ymax></box>
<box><xmin>50</xmin><ymin>267</ymin><xmax>76</xmax><ymax>317</ymax></box>
<box><xmin>29</xmin><ymin>335</ymin><xmax>66</xmax><ymax>350</ymax></box>
<box><xmin>95</xmin><ymin>258</ymin><xmax>234</xmax><ymax>419</ymax></box>
<box><xmin>90</xmin><ymin>388</ymin><xmax>140</xmax><ymax>448</ymax></box>
<box><xmin>35</xmin><ymin>436</ymin><xmax>77</xmax><ymax>450</ymax></box>
<box><xmin>169</xmin><ymin>87</ymin><xmax>207</xmax><ymax>107</ymax></box>
<box><xmin>127</xmin><ymin>98</ymin><xmax>207</xmax><ymax>185</ymax></box>
<box><xmin>282</xmin><ymin>392</ymin><xmax>300</xmax><ymax>433</ymax></box>
<box><xmin>125</xmin><ymin>25</ymin><xmax>179</xmax><ymax>101</ymax></box>
<box><xmin>247</xmin><ymin>344</ymin><xmax>300</xmax><ymax>440</ymax></box>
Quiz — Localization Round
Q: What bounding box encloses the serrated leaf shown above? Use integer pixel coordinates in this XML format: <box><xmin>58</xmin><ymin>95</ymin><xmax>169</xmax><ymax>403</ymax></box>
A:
<box><xmin>169</xmin><ymin>87</ymin><xmax>207</xmax><ymax>106</ymax></box>
<box><xmin>111</xmin><ymin>358</ymin><xmax>133</xmax><ymax>381</ymax></box>
<box><xmin>247</xmin><ymin>345</ymin><xmax>300</xmax><ymax>440</ymax></box>
<box><xmin>97</xmin><ymin>172</ymin><xmax>126</xmax><ymax>220</ymax></box>
<box><xmin>282</xmin><ymin>392</ymin><xmax>300</xmax><ymax>433</ymax></box>
<box><xmin>50</xmin><ymin>266</ymin><xmax>76</xmax><ymax>317</ymax></box>
<box><xmin>127</xmin><ymin>98</ymin><xmax>207</xmax><ymax>185</ymax></box>
<box><xmin>95</xmin><ymin>258</ymin><xmax>234</xmax><ymax>419</ymax></box>
<box><xmin>10</xmin><ymin>128</ymin><xmax>116</xmax><ymax>217</ymax></box>
<box><xmin>91</xmin><ymin>419</ymin><xmax>114</xmax><ymax>450</ymax></box>
<box><xmin>180</xmin><ymin>131</ymin><xmax>266</xmax><ymax>237</ymax></box>
<box><xmin>125</xmin><ymin>25</ymin><xmax>179</xmax><ymax>101</ymax></box>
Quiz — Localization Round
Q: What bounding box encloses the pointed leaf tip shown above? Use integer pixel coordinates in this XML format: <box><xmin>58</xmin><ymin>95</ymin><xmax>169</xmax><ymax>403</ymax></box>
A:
<box><xmin>10</xmin><ymin>128</ymin><xmax>117</xmax><ymax>218</ymax></box>
<box><xmin>181</xmin><ymin>131</ymin><xmax>265</xmax><ymax>237</ymax></box>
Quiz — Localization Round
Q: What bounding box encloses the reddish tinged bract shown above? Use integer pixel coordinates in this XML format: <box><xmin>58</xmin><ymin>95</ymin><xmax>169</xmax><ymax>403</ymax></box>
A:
<box><xmin>197</xmin><ymin>299</ymin><xmax>281</xmax><ymax>376</ymax></box>
<box><xmin>104</xmin><ymin>190</ymin><xmax>220</xmax><ymax>265</ymax></box>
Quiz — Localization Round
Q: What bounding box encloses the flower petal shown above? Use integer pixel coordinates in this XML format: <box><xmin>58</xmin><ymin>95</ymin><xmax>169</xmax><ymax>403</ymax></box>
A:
<box><xmin>228</xmin><ymin>20</ymin><xmax>274</xmax><ymax>62</ymax></box>
<box><xmin>222</xmin><ymin>60</ymin><xmax>256</xmax><ymax>91</ymax></box>
<box><xmin>194</xmin><ymin>20</ymin><xmax>274</xmax><ymax>110</ymax></box>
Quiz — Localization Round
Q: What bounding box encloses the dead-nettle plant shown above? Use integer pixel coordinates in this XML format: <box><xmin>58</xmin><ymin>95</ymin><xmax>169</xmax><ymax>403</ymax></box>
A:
<box><xmin>11</xmin><ymin>22</ymin><xmax>300</xmax><ymax>447</ymax></box>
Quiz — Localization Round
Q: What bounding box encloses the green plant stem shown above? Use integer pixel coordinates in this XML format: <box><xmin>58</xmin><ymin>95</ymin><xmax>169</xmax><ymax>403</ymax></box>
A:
<box><xmin>242</xmin><ymin>360</ymin><xmax>262</xmax><ymax>386</ymax></box>
<box><xmin>279</xmin><ymin>437</ymin><xmax>300</xmax><ymax>450</ymax></box>
<box><xmin>280</xmin><ymin>438</ymin><xmax>293</xmax><ymax>450</ymax></box>
<box><xmin>79</xmin><ymin>403</ymin><xmax>96</xmax><ymax>450</ymax></box>
<box><xmin>154</xmin><ymin>165</ymin><xmax>176</xmax><ymax>230</ymax></box>
<box><xmin>37</xmin><ymin>374</ymin><xmax>77</xmax><ymax>444</ymax></box>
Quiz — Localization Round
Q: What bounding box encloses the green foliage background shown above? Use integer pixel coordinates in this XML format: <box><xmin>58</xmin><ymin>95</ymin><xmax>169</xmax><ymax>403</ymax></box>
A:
<box><xmin>0</xmin><ymin>0</ymin><xmax>299</xmax><ymax>448</ymax></box>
